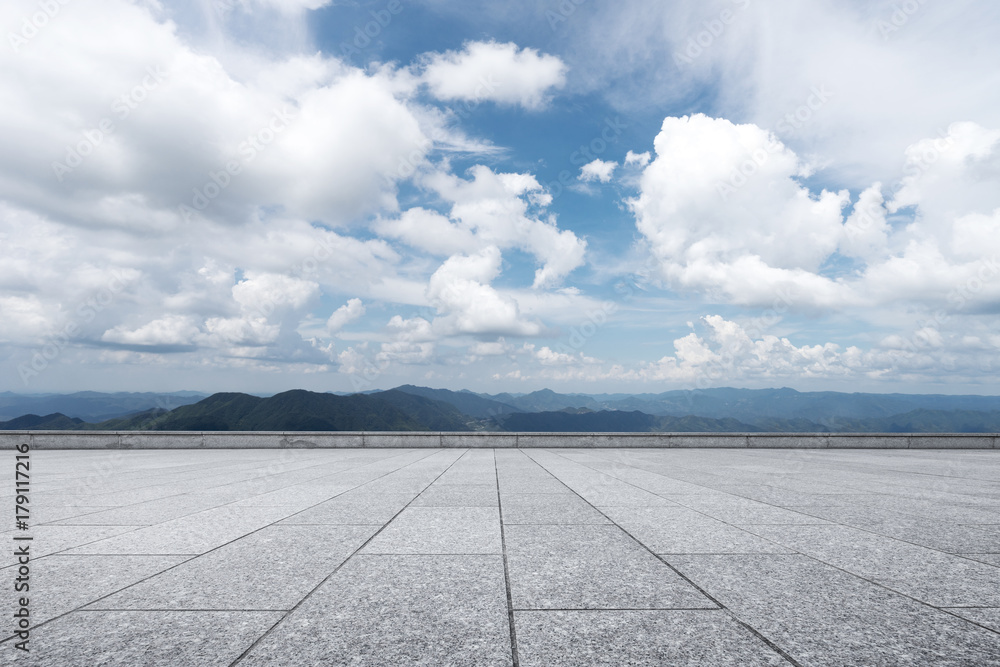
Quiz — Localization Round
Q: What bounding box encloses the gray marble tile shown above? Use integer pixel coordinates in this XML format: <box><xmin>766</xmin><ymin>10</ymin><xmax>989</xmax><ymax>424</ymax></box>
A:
<box><xmin>362</xmin><ymin>507</ymin><xmax>502</xmax><ymax>554</ymax></box>
<box><xmin>943</xmin><ymin>607</ymin><xmax>1000</xmax><ymax>633</ymax></box>
<box><xmin>411</xmin><ymin>484</ymin><xmax>499</xmax><ymax>506</ymax></box>
<box><xmin>600</xmin><ymin>506</ymin><xmax>792</xmax><ymax>554</ymax></box>
<box><xmin>959</xmin><ymin>553</ymin><xmax>1000</xmax><ymax>567</ymax></box>
<box><xmin>64</xmin><ymin>506</ymin><xmax>293</xmax><ymax>555</ymax></box>
<box><xmin>229</xmin><ymin>483</ymin><xmax>362</xmax><ymax>506</ymax></box>
<box><xmin>51</xmin><ymin>495</ymin><xmax>231</xmax><ymax>526</ymax></box>
<box><xmin>21</xmin><ymin>505</ymin><xmax>113</xmax><ymax>525</ymax></box>
<box><xmin>4</xmin><ymin>610</ymin><xmax>281</xmax><ymax>666</ymax></box>
<box><xmin>278</xmin><ymin>492</ymin><xmax>414</xmax><ymax>525</ymax></box>
<box><xmin>88</xmin><ymin>525</ymin><xmax>378</xmax><ymax>610</ymax></box>
<box><xmin>5</xmin><ymin>554</ymin><xmax>189</xmax><ymax>625</ymax></box>
<box><xmin>551</xmin><ymin>478</ymin><xmax>679</xmax><ymax>507</ymax></box>
<box><xmin>498</xmin><ymin>478</ymin><xmax>570</xmax><ymax>494</ymax></box>
<box><xmin>795</xmin><ymin>505</ymin><xmax>1000</xmax><ymax>553</ymax></box>
<box><xmin>237</xmin><ymin>555</ymin><xmax>512</xmax><ymax>667</ymax></box>
<box><xmin>675</xmin><ymin>497</ymin><xmax>831</xmax><ymax>525</ymax></box>
<box><xmin>744</xmin><ymin>524</ymin><xmax>1000</xmax><ymax>606</ymax></box>
<box><xmin>1</xmin><ymin>526</ymin><xmax>139</xmax><ymax>566</ymax></box>
<box><xmin>501</xmin><ymin>494</ymin><xmax>610</xmax><ymax>524</ymax></box>
<box><xmin>505</xmin><ymin>525</ymin><xmax>716</xmax><ymax>610</ymax></box>
<box><xmin>671</xmin><ymin>554</ymin><xmax>1000</xmax><ymax>666</ymax></box>
<box><xmin>515</xmin><ymin>610</ymin><xmax>787</xmax><ymax>666</ymax></box>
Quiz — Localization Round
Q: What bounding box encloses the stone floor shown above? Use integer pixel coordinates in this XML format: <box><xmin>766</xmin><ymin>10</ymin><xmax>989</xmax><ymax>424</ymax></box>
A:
<box><xmin>3</xmin><ymin>448</ymin><xmax>1000</xmax><ymax>666</ymax></box>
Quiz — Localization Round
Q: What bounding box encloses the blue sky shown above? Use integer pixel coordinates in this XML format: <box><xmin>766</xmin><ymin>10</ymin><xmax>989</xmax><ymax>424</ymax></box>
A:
<box><xmin>1</xmin><ymin>0</ymin><xmax>999</xmax><ymax>395</ymax></box>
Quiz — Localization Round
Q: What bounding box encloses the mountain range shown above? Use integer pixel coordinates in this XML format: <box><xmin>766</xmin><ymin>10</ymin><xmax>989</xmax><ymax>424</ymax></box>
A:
<box><xmin>2</xmin><ymin>386</ymin><xmax>1000</xmax><ymax>432</ymax></box>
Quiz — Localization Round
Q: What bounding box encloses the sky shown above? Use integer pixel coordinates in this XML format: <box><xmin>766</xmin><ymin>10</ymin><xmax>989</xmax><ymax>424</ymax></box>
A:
<box><xmin>1</xmin><ymin>0</ymin><xmax>999</xmax><ymax>396</ymax></box>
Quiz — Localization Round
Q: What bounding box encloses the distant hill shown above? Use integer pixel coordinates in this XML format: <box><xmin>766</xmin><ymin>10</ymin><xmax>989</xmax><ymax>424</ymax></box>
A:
<box><xmin>0</xmin><ymin>391</ymin><xmax>206</xmax><ymax>422</ymax></box>
<box><xmin>824</xmin><ymin>409</ymin><xmax>1000</xmax><ymax>434</ymax></box>
<box><xmin>0</xmin><ymin>389</ymin><xmax>471</xmax><ymax>432</ymax></box>
<box><xmin>370</xmin><ymin>390</ymin><xmax>473</xmax><ymax>430</ymax></box>
<box><xmin>0</xmin><ymin>413</ymin><xmax>86</xmax><ymax>430</ymax></box>
<box><xmin>475</xmin><ymin>387</ymin><xmax>1000</xmax><ymax>426</ymax></box>
<box><xmin>2</xmin><ymin>387</ymin><xmax>999</xmax><ymax>433</ymax></box>
<box><xmin>496</xmin><ymin>408</ymin><xmax>1000</xmax><ymax>433</ymax></box>
<box><xmin>392</xmin><ymin>385</ymin><xmax>520</xmax><ymax>418</ymax></box>
<box><xmin>142</xmin><ymin>390</ymin><xmax>470</xmax><ymax>431</ymax></box>
<box><xmin>478</xmin><ymin>388</ymin><xmax>600</xmax><ymax>413</ymax></box>
<box><xmin>497</xmin><ymin>410</ymin><xmax>762</xmax><ymax>433</ymax></box>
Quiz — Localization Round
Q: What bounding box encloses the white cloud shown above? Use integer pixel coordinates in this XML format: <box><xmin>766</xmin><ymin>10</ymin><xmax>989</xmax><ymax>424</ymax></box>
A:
<box><xmin>204</xmin><ymin>315</ymin><xmax>279</xmax><ymax>347</ymax></box>
<box><xmin>231</xmin><ymin>272</ymin><xmax>319</xmax><ymax>313</ymax></box>
<box><xmin>630</xmin><ymin>115</ymin><xmax>1000</xmax><ymax>315</ymax></box>
<box><xmin>426</xmin><ymin>246</ymin><xmax>540</xmax><ymax>336</ymax></box>
<box><xmin>420</xmin><ymin>41</ymin><xmax>567</xmax><ymax>109</ymax></box>
<box><xmin>376</xmin><ymin>340</ymin><xmax>435</xmax><ymax>366</ymax></box>
<box><xmin>102</xmin><ymin>315</ymin><xmax>202</xmax><ymax>347</ymax></box>
<box><xmin>336</xmin><ymin>343</ymin><xmax>371</xmax><ymax>375</ymax></box>
<box><xmin>579</xmin><ymin>159</ymin><xmax>617</xmax><ymax>183</ymax></box>
<box><xmin>385</xmin><ymin>315</ymin><xmax>435</xmax><ymax>342</ymax></box>
<box><xmin>604</xmin><ymin>315</ymin><xmax>995</xmax><ymax>386</ymax></box>
<box><xmin>469</xmin><ymin>338</ymin><xmax>511</xmax><ymax>357</ymax></box>
<box><xmin>252</xmin><ymin>0</ymin><xmax>332</xmax><ymax>11</ymax></box>
<box><xmin>373</xmin><ymin>207</ymin><xmax>477</xmax><ymax>257</ymax></box>
<box><xmin>624</xmin><ymin>150</ymin><xmax>651</xmax><ymax>167</ymax></box>
<box><xmin>556</xmin><ymin>0</ymin><xmax>1000</xmax><ymax>190</ymax></box>
<box><xmin>630</xmin><ymin>114</ymin><xmax>853</xmax><ymax>307</ymax></box>
<box><xmin>523</xmin><ymin>343</ymin><xmax>599</xmax><ymax>367</ymax></box>
<box><xmin>0</xmin><ymin>2</ymin><xmax>436</xmax><ymax>231</ymax></box>
<box><xmin>418</xmin><ymin>165</ymin><xmax>587</xmax><ymax>289</ymax></box>
<box><xmin>327</xmin><ymin>298</ymin><xmax>365</xmax><ymax>334</ymax></box>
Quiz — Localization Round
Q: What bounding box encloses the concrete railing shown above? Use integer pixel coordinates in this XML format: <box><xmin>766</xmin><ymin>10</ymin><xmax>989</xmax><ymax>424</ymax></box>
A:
<box><xmin>1</xmin><ymin>431</ymin><xmax>998</xmax><ymax>449</ymax></box>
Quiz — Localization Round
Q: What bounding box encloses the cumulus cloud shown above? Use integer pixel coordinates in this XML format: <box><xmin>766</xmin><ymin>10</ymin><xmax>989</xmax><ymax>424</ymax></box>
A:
<box><xmin>412</xmin><ymin>165</ymin><xmax>587</xmax><ymax>289</ymax></box>
<box><xmin>326</xmin><ymin>298</ymin><xmax>365</xmax><ymax>334</ymax></box>
<box><xmin>630</xmin><ymin>115</ymin><xmax>1000</xmax><ymax>314</ymax></box>
<box><xmin>598</xmin><ymin>314</ymin><xmax>1000</xmax><ymax>388</ymax></box>
<box><xmin>253</xmin><ymin>0</ymin><xmax>332</xmax><ymax>11</ymax></box>
<box><xmin>0</xmin><ymin>2</ymin><xmax>438</xmax><ymax>231</ymax></box>
<box><xmin>624</xmin><ymin>150</ymin><xmax>651</xmax><ymax>167</ymax></box>
<box><xmin>102</xmin><ymin>315</ymin><xmax>202</xmax><ymax>347</ymax></box>
<box><xmin>420</xmin><ymin>41</ymin><xmax>567</xmax><ymax>109</ymax></box>
<box><xmin>630</xmin><ymin>114</ymin><xmax>852</xmax><ymax>307</ymax></box>
<box><xmin>426</xmin><ymin>246</ymin><xmax>540</xmax><ymax>336</ymax></box>
<box><xmin>579</xmin><ymin>159</ymin><xmax>617</xmax><ymax>183</ymax></box>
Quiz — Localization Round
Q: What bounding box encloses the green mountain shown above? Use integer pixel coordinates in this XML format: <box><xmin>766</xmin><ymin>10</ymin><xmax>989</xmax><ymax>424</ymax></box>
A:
<box><xmin>0</xmin><ymin>413</ymin><xmax>85</xmax><ymax>430</ymax></box>
<box><xmin>496</xmin><ymin>410</ymin><xmax>762</xmax><ymax>433</ymax></box>
<box><xmin>0</xmin><ymin>391</ymin><xmax>206</xmax><ymax>422</ymax></box>
<box><xmin>145</xmin><ymin>390</ymin><xmax>469</xmax><ymax>431</ymax></box>
<box><xmin>392</xmin><ymin>385</ymin><xmax>520</xmax><ymax>418</ymax></box>
<box><xmin>2</xmin><ymin>388</ymin><xmax>1000</xmax><ymax>433</ymax></box>
<box><xmin>0</xmin><ymin>390</ymin><xmax>471</xmax><ymax>431</ymax></box>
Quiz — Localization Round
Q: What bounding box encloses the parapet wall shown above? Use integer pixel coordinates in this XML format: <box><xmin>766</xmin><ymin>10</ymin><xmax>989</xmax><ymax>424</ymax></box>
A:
<box><xmin>1</xmin><ymin>431</ymin><xmax>997</xmax><ymax>449</ymax></box>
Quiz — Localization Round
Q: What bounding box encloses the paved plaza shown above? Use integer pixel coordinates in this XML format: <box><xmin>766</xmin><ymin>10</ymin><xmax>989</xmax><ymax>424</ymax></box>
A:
<box><xmin>3</xmin><ymin>447</ymin><xmax>1000</xmax><ymax>665</ymax></box>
